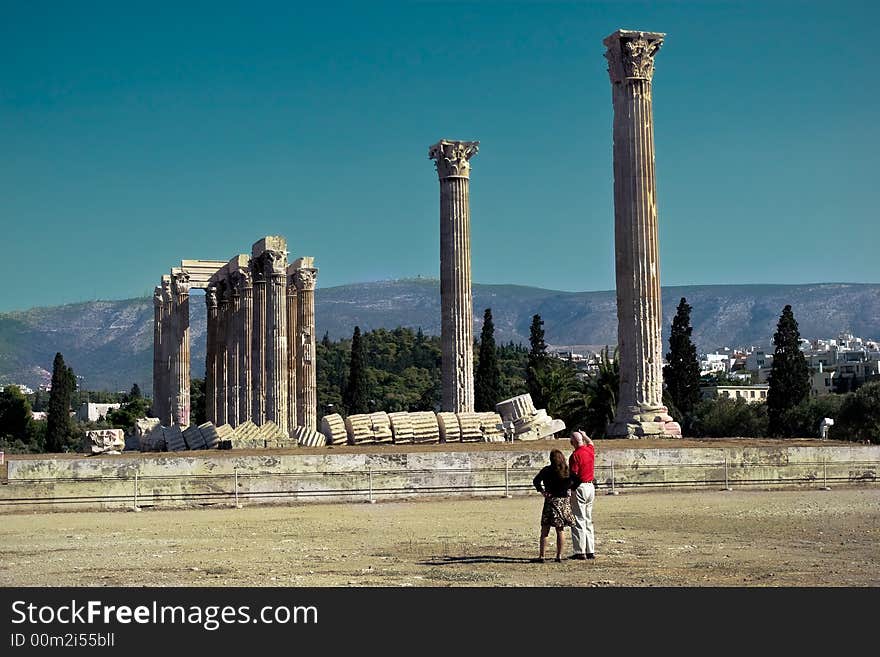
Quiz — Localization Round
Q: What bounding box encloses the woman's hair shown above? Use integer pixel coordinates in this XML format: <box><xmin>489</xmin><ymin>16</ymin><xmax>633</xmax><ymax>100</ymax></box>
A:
<box><xmin>550</xmin><ymin>449</ymin><xmax>568</xmax><ymax>479</ymax></box>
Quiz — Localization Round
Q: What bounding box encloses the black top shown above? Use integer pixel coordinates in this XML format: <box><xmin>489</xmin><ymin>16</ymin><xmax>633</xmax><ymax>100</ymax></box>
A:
<box><xmin>533</xmin><ymin>465</ymin><xmax>571</xmax><ymax>498</ymax></box>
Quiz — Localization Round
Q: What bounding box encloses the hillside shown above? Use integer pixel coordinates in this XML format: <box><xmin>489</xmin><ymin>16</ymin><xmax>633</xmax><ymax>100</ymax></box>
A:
<box><xmin>0</xmin><ymin>280</ymin><xmax>877</xmax><ymax>392</ymax></box>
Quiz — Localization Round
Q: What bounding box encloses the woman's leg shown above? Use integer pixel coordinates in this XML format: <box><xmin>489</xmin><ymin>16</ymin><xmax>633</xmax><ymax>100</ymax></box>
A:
<box><xmin>555</xmin><ymin>527</ymin><xmax>564</xmax><ymax>560</ymax></box>
<box><xmin>539</xmin><ymin>525</ymin><xmax>550</xmax><ymax>558</ymax></box>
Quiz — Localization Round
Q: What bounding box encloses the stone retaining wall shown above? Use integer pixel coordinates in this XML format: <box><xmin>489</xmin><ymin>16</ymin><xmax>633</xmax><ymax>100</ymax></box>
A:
<box><xmin>1</xmin><ymin>444</ymin><xmax>877</xmax><ymax>513</ymax></box>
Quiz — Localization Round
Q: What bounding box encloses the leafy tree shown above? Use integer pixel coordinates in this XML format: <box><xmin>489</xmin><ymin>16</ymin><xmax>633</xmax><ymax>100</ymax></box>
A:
<box><xmin>527</xmin><ymin>314</ymin><xmax>549</xmax><ymax>408</ymax></box>
<box><xmin>691</xmin><ymin>397</ymin><xmax>768</xmax><ymax>438</ymax></box>
<box><xmin>46</xmin><ymin>352</ymin><xmax>76</xmax><ymax>452</ymax></box>
<box><xmin>779</xmin><ymin>395</ymin><xmax>845</xmax><ymax>438</ymax></box>
<box><xmin>190</xmin><ymin>378</ymin><xmax>206</xmax><ymax>425</ymax></box>
<box><xmin>105</xmin><ymin>383</ymin><xmax>151</xmax><ymax>432</ymax></box>
<box><xmin>831</xmin><ymin>381</ymin><xmax>880</xmax><ymax>444</ymax></box>
<box><xmin>767</xmin><ymin>305</ymin><xmax>810</xmax><ymax>436</ymax></box>
<box><xmin>663</xmin><ymin>297</ymin><xmax>701</xmax><ymax>422</ymax></box>
<box><xmin>0</xmin><ymin>385</ymin><xmax>33</xmax><ymax>441</ymax></box>
<box><xmin>343</xmin><ymin>326</ymin><xmax>370</xmax><ymax>415</ymax></box>
<box><xmin>475</xmin><ymin>308</ymin><xmax>501</xmax><ymax>411</ymax></box>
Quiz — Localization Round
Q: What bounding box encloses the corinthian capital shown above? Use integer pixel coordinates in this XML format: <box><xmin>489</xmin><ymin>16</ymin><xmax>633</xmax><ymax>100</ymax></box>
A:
<box><xmin>160</xmin><ymin>276</ymin><xmax>173</xmax><ymax>304</ymax></box>
<box><xmin>206</xmin><ymin>285</ymin><xmax>218</xmax><ymax>309</ymax></box>
<box><xmin>293</xmin><ymin>267</ymin><xmax>318</xmax><ymax>291</ymax></box>
<box><xmin>604</xmin><ymin>30</ymin><xmax>664</xmax><ymax>84</ymax></box>
<box><xmin>154</xmin><ymin>286</ymin><xmax>163</xmax><ymax>307</ymax></box>
<box><xmin>171</xmin><ymin>270</ymin><xmax>192</xmax><ymax>296</ymax></box>
<box><xmin>428</xmin><ymin>139</ymin><xmax>479</xmax><ymax>179</ymax></box>
<box><xmin>262</xmin><ymin>249</ymin><xmax>288</xmax><ymax>277</ymax></box>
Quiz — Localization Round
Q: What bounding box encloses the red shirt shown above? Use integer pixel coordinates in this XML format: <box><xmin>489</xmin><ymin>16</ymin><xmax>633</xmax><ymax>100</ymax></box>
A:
<box><xmin>569</xmin><ymin>444</ymin><xmax>595</xmax><ymax>486</ymax></box>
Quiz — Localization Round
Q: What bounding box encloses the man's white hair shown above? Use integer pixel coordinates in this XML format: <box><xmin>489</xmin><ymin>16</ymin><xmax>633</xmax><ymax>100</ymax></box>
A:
<box><xmin>570</xmin><ymin>431</ymin><xmax>586</xmax><ymax>445</ymax></box>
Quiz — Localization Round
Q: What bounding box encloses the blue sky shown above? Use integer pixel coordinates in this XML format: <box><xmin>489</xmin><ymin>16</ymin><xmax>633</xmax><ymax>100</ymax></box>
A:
<box><xmin>1</xmin><ymin>1</ymin><xmax>877</xmax><ymax>312</ymax></box>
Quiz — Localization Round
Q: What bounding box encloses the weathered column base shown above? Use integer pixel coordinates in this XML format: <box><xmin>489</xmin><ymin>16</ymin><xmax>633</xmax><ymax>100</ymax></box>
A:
<box><xmin>607</xmin><ymin>405</ymin><xmax>681</xmax><ymax>438</ymax></box>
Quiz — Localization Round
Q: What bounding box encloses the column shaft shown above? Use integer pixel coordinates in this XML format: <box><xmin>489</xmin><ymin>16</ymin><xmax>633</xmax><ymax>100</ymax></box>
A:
<box><xmin>172</xmin><ymin>273</ymin><xmax>191</xmax><ymax>427</ymax></box>
<box><xmin>238</xmin><ymin>274</ymin><xmax>253</xmax><ymax>425</ymax></box>
<box><xmin>293</xmin><ymin>264</ymin><xmax>318</xmax><ymax>431</ymax></box>
<box><xmin>604</xmin><ymin>29</ymin><xmax>679</xmax><ymax>438</ymax></box>
<box><xmin>252</xmin><ymin>272</ymin><xmax>267</xmax><ymax>424</ymax></box>
<box><xmin>429</xmin><ymin>139</ymin><xmax>479</xmax><ymax>413</ymax></box>
<box><xmin>228</xmin><ymin>284</ymin><xmax>241</xmax><ymax>427</ymax></box>
<box><xmin>286</xmin><ymin>279</ymin><xmax>298</xmax><ymax>434</ymax></box>
<box><xmin>216</xmin><ymin>285</ymin><xmax>229</xmax><ymax>426</ymax></box>
<box><xmin>206</xmin><ymin>286</ymin><xmax>218</xmax><ymax>424</ymax></box>
<box><xmin>265</xmin><ymin>272</ymin><xmax>288</xmax><ymax>434</ymax></box>
<box><xmin>152</xmin><ymin>287</ymin><xmax>163</xmax><ymax>421</ymax></box>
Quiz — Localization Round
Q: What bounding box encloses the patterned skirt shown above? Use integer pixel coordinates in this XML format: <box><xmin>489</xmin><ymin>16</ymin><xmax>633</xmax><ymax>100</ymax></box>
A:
<box><xmin>541</xmin><ymin>495</ymin><xmax>575</xmax><ymax>528</ymax></box>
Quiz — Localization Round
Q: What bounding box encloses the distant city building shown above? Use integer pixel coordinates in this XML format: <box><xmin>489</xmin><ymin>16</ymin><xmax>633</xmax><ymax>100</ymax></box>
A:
<box><xmin>4</xmin><ymin>383</ymin><xmax>34</xmax><ymax>395</ymax></box>
<box><xmin>700</xmin><ymin>384</ymin><xmax>769</xmax><ymax>404</ymax></box>
<box><xmin>76</xmin><ymin>402</ymin><xmax>121</xmax><ymax>422</ymax></box>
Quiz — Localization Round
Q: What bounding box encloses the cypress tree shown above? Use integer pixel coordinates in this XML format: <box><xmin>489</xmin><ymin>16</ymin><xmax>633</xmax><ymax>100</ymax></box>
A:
<box><xmin>475</xmin><ymin>308</ymin><xmax>501</xmax><ymax>411</ymax></box>
<box><xmin>46</xmin><ymin>352</ymin><xmax>74</xmax><ymax>452</ymax></box>
<box><xmin>527</xmin><ymin>314</ymin><xmax>549</xmax><ymax>408</ymax></box>
<box><xmin>343</xmin><ymin>326</ymin><xmax>370</xmax><ymax>415</ymax></box>
<box><xmin>767</xmin><ymin>305</ymin><xmax>811</xmax><ymax>436</ymax></box>
<box><xmin>663</xmin><ymin>297</ymin><xmax>702</xmax><ymax>420</ymax></box>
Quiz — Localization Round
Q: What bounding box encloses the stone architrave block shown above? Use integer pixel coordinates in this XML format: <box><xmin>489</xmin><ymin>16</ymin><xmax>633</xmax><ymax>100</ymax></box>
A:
<box><xmin>410</xmin><ymin>411</ymin><xmax>440</xmax><ymax>444</ymax></box>
<box><xmin>199</xmin><ymin>422</ymin><xmax>221</xmax><ymax>449</ymax></box>
<box><xmin>456</xmin><ymin>413</ymin><xmax>483</xmax><ymax>443</ymax></box>
<box><xmin>345</xmin><ymin>414</ymin><xmax>374</xmax><ymax>445</ymax></box>
<box><xmin>319</xmin><ymin>414</ymin><xmax>347</xmax><ymax>446</ymax></box>
<box><xmin>495</xmin><ymin>393</ymin><xmax>566</xmax><ymax>441</ymax></box>
<box><xmin>436</xmin><ymin>412</ymin><xmax>460</xmax><ymax>443</ymax></box>
<box><xmin>369</xmin><ymin>412</ymin><xmax>393</xmax><ymax>444</ymax></box>
<box><xmin>83</xmin><ymin>429</ymin><xmax>125</xmax><ymax>455</ymax></box>
<box><xmin>163</xmin><ymin>424</ymin><xmax>187</xmax><ymax>452</ymax></box>
<box><xmin>135</xmin><ymin>418</ymin><xmax>163</xmax><ymax>452</ymax></box>
<box><xmin>388</xmin><ymin>412</ymin><xmax>414</xmax><ymax>444</ymax></box>
<box><xmin>292</xmin><ymin>426</ymin><xmax>327</xmax><ymax>447</ymax></box>
<box><xmin>182</xmin><ymin>425</ymin><xmax>206</xmax><ymax>450</ymax></box>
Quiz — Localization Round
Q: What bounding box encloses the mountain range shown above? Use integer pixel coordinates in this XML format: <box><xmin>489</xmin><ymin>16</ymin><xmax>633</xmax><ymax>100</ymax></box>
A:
<box><xmin>0</xmin><ymin>280</ymin><xmax>877</xmax><ymax>392</ymax></box>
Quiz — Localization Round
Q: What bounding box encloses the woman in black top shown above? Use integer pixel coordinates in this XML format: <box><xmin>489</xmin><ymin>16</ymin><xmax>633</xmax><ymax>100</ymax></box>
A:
<box><xmin>532</xmin><ymin>448</ymin><xmax>575</xmax><ymax>562</ymax></box>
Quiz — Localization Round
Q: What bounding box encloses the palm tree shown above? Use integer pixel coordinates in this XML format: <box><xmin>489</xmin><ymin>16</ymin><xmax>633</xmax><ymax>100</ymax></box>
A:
<box><xmin>561</xmin><ymin>347</ymin><xmax>619</xmax><ymax>438</ymax></box>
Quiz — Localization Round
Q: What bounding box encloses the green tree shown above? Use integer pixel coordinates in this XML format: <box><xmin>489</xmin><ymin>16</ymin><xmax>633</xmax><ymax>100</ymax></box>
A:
<box><xmin>831</xmin><ymin>381</ymin><xmax>880</xmax><ymax>444</ymax></box>
<box><xmin>105</xmin><ymin>382</ymin><xmax>152</xmax><ymax>432</ymax></box>
<box><xmin>190</xmin><ymin>378</ymin><xmax>206</xmax><ymax>425</ymax></box>
<box><xmin>526</xmin><ymin>314</ymin><xmax>549</xmax><ymax>408</ymax></box>
<box><xmin>691</xmin><ymin>397</ymin><xmax>768</xmax><ymax>438</ymax></box>
<box><xmin>46</xmin><ymin>352</ymin><xmax>76</xmax><ymax>452</ymax></box>
<box><xmin>474</xmin><ymin>308</ymin><xmax>501</xmax><ymax>411</ymax></box>
<box><xmin>343</xmin><ymin>326</ymin><xmax>370</xmax><ymax>415</ymax></box>
<box><xmin>0</xmin><ymin>385</ymin><xmax>35</xmax><ymax>447</ymax></box>
<box><xmin>663</xmin><ymin>297</ymin><xmax>701</xmax><ymax>423</ymax></box>
<box><xmin>129</xmin><ymin>383</ymin><xmax>142</xmax><ymax>400</ymax></box>
<box><xmin>767</xmin><ymin>305</ymin><xmax>810</xmax><ymax>436</ymax></box>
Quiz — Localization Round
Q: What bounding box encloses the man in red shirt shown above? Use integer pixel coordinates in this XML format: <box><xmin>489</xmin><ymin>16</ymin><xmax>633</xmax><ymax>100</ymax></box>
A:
<box><xmin>568</xmin><ymin>430</ymin><xmax>596</xmax><ymax>559</ymax></box>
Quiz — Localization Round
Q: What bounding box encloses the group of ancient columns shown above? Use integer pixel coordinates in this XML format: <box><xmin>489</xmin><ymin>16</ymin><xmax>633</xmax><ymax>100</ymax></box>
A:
<box><xmin>428</xmin><ymin>30</ymin><xmax>679</xmax><ymax>437</ymax></box>
<box><xmin>152</xmin><ymin>237</ymin><xmax>319</xmax><ymax>436</ymax></box>
<box><xmin>153</xmin><ymin>270</ymin><xmax>192</xmax><ymax>428</ymax></box>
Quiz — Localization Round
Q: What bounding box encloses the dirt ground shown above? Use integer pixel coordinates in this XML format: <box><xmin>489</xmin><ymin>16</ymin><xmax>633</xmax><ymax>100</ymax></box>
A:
<box><xmin>1</xmin><ymin>486</ymin><xmax>877</xmax><ymax>587</ymax></box>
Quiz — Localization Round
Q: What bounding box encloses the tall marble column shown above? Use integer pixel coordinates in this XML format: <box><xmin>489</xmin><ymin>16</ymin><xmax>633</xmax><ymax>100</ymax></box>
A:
<box><xmin>251</xmin><ymin>256</ymin><xmax>267</xmax><ymax>425</ymax></box>
<box><xmin>262</xmin><ymin>244</ymin><xmax>289</xmax><ymax>435</ymax></box>
<box><xmin>171</xmin><ymin>270</ymin><xmax>191</xmax><ymax>427</ymax></box>
<box><xmin>292</xmin><ymin>258</ymin><xmax>318</xmax><ymax>431</ymax></box>
<box><xmin>205</xmin><ymin>284</ymin><xmax>218</xmax><ymax>424</ymax></box>
<box><xmin>228</xmin><ymin>273</ymin><xmax>241</xmax><ymax>427</ymax></box>
<box><xmin>160</xmin><ymin>275</ymin><xmax>174</xmax><ymax>426</ymax></box>
<box><xmin>152</xmin><ymin>285</ymin><xmax>164</xmax><ymax>421</ymax></box>
<box><xmin>216</xmin><ymin>277</ymin><xmax>230</xmax><ymax>426</ymax></box>
<box><xmin>285</xmin><ymin>267</ymin><xmax>299</xmax><ymax>434</ymax></box>
<box><xmin>603</xmin><ymin>29</ymin><xmax>680</xmax><ymax>438</ymax></box>
<box><xmin>428</xmin><ymin>139</ymin><xmax>479</xmax><ymax>413</ymax></box>
<box><xmin>237</xmin><ymin>268</ymin><xmax>253</xmax><ymax>425</ymax></box>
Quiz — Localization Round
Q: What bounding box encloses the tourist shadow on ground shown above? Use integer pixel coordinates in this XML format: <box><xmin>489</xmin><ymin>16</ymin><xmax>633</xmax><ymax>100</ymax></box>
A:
<box><xmin>419</xmin><ymin>555</ymin><xmax>533</xmax><ymax>565</ymax></box>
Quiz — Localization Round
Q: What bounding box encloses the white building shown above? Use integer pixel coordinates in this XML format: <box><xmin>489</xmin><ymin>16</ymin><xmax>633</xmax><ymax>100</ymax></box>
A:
<box><xmin>76</xmin><ymin>403</ymin><xmax>121</xmax><ymax>423</ymax></box>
